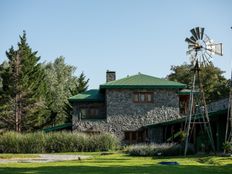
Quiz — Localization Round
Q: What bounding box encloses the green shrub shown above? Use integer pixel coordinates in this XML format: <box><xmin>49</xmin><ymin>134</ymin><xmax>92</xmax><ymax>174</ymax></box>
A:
<box><xmin>0</xmin><ymin>131</ymin><xmax>119</xmax><ymax>153</ymax></box>
<box><xmin>89</xmin><ymin>133</ymin><xmax>119</xmax><ymax>151</ymax></box>
<box><xmin>18</xmin><ymin>132</ymin><xmax>46</xmax><ymax>153</ymax></box>
<box><xmin>124</xmin><ymin>143</ymin><xmax>195</xmax><ymax>156</ymax></box>
<box><xmin>0</xmin><ymin>132</ymin><xmax>21</xmax><ymax>153</ymax></box>
<box><xmin>223</xmin><ymin>141</ymin><xmax>232</xmax><ymax>154</ymax></box>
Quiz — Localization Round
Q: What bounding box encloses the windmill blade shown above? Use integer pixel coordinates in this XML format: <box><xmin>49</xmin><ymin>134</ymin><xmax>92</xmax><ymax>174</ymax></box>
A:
<box><xmin>200</xmin><ymin>27</ymin><xmax>205</xmax><ymax>39</ymax></box>
<box><xmin>190</xmin><ymin>36</ymin><xmax>197</xmax><ymax>42</ymax></box>
<box><xmin>202</xmin><ymin>54</ymin><xmax>211</xmax><ymax>65</ymax></box>
<box><xmin>196</xmin><ymin>27</ymin><xmax>201</xmax><ymax>39</ymax></box>
<box><xmin>188</xmin><ymin>44</ymin><xmax>195</xmax><ymax>49</ymax></box>
<box><xmin>186</xmin><ymin>49</ymin><xmax>194</xmax><ymax>55</ymax></box>
<box><xmin>186</xmin><ymin>48</ymin><xmax>197</xmax><ymax>55</ymax></box>
<box><xmin>205</xmin><ymin>50</ymin><xmax>213</xmax><ymax>59</ymax></box>
<box><xmin>201</xmin><ymin>55</ymin><xmax>206</xmax><ymax>66</ymax></box>
<box><xmin>185</xmin><ymin>37</ymin><xmax>196</xmax><ymax>45</ymax></box>
<box><xmin>191</xmin><ymin>28</ymin><xmax>199</xmax><ymax>40</ymax></box>
<box><xmin>190</xmin><ymin>55</ymin><xmax>197</xmax><ymax>64</ymax></box>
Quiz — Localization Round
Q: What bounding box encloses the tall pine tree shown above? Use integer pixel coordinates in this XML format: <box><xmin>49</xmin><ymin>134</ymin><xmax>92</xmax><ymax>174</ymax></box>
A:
<box><xmin>0</xmin><ymin>31</ymin><xmax>48</xmax><ymax>132</ymax></box>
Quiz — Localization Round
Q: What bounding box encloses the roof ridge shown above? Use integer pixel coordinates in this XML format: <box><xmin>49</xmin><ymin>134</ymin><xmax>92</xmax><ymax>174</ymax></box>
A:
<box><xmin>100</xmin><ymin>73</ymin><xmax>186</xmax><ymax>89</ymax></box>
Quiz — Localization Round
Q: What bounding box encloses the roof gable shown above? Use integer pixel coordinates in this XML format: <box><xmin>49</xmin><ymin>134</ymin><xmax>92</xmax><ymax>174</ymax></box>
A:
<box><xmin>100</xmin><ymin>73</ymin><xmax>186</xmax><ymax>89</ymax></box>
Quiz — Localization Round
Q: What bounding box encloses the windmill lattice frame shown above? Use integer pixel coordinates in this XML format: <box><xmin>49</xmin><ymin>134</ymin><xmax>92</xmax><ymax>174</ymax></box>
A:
<box><xmin>184</xmin><ymin>27</ymin><xmax>223</xmax><ymax>156</ymax></box>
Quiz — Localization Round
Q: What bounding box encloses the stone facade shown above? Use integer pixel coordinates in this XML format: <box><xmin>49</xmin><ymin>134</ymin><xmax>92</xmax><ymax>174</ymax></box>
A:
<box><xmin>73</xmin><ymin>88</ymin><xmax>183</xmax><ymax>142</ymax></box>
<box><xmin>105</xmin><ymin>89</ymin><xmax>181</xmax><ymax>140</ymax></box>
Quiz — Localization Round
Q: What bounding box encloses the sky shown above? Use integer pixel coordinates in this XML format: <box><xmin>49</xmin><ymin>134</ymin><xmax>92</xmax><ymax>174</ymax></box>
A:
<box><xmin>0</xmin><ymin>0</ymin><xmax>232</xmax><ymax>89</ymax></box>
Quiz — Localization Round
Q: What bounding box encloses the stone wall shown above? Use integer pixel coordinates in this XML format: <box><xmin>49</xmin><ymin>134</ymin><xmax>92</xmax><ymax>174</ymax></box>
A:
<box><xmin>73</xmin><ymin>88</ymin><xmax>182</xmax><ymax>142</ymax></box>
<box><xmin>105</xmin><ymin>89</ymin><xmax>181</xmax><ymax>140</ymax></box>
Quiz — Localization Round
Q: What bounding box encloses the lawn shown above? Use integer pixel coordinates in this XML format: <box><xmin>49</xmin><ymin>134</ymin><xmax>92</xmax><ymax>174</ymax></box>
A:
<box><xmin>0</xmin><ymin>152</ymin><xmax>231</xmax><ymax>174</ymax></box>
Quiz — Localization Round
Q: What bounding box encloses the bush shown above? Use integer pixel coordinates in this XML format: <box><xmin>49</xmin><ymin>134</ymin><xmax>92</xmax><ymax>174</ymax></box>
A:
<box><xmin>223</xmin><ymin>141</ymin><xmax>232</xmax><ymax>154</ymax></box>
<box><xmin>18</xmin><ymin>132</ymin><xmax>46</xmax><ymax>153</ymax></box>
<box><xmin>0</xmin><ymin>132</ymin><xmax>21</xmax><ymax>153</ymax></box>
<box><xmin>0</xmin><ymin>131</ymin><xmax>119</xmax><ymax>153</ymax></box>
<box><xmin>124</xmin><ymin>143</ymin><xmax>195</xmax><ymax>156</ymax></box>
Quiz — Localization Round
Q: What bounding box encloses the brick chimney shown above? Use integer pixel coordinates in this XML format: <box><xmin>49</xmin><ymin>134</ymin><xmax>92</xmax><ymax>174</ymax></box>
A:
<box><xmin>106</xmin><ymin>70</ymin><xmax>116</xmax><ymax>82</ymax></box>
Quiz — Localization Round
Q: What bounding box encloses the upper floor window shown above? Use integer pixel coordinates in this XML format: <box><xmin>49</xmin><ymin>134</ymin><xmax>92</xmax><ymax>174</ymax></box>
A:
<box><xmin>133</xmin><ymin>92</ymin><xmax>153</xmax><ymax>103</ymax></box>
<box><xmin>80</xmin><ymin>107</ymin><xmax>103</xmax><ymax>119</ymax></box>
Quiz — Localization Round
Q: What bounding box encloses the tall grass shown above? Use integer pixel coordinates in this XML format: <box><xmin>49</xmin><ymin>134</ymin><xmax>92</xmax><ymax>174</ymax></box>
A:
<box><xmin>124</xmin><ymin>143</ymin><xmax>195</xmax><ymax>156</ymax></box>
<box><xmin>0</xmin><ymin>131</ymin><xmax>119</xmax><ymax>153</ymax></box>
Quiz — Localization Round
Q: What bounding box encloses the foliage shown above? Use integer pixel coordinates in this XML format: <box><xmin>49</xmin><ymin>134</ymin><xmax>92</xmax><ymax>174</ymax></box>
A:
<box><xmin>43</xmin><ymin>57</ymin><xmax>89</xmax><ymax>124</ymax></box>
<box><xmin>0</xmin><ymin>31</ymin><xmax>49</xmax><ymax>132</ymax></box>
<box><xmin>223</xmin><ymin>141</ymin><xmax>232</xmax><ymax>154</ymax></box>
<box><xmin>69</xmin><ymin>72</ymin><xmax>89</xmax><ymax>95</ymax></box>
<box><xmin>0</xmin><ymin>132</ymin><xmax>119</xmax><ymax>153</ymax></box>
<box><xmin>0</xmin><ymin>32</ymin><xmax>89</xmax><ymax>130</ymax></box>
<box><xmin>124</xmin><ymin>143</ymin><xmax>194</xmax><ymax>156</ymax></box>
<box><xmin>167</xmin><ymin>62</ymin><xmax>230</xmax><ymax>103</ymax></box>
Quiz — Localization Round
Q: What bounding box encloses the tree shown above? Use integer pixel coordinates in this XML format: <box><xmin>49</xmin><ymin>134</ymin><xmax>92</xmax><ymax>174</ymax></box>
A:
<box><xmin>0</xmin><ymin>31</ymin><xmax>48</xmax><ymax>132</ymax></box>
<box><xmin>43</xmin><ymin>57</ymin><xmax>89</xmax><ymax>124</ymax></box>
<box><xmin>69</xmin><ymin>72</ymin><xmax>89</xmax><ymax>95</ymax></box>
<box><xmin>167</xmin><ymin>62</ymin><xmax>230</xmax><ymax>103</ymax></box>
<box><xmin>65</xmin><ymin>72</ymin><xmax>89</xmax><ymax>123</ymax></box>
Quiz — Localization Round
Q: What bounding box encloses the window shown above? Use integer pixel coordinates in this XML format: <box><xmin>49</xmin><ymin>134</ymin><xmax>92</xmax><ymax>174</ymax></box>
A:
<box><xmin>147</xmin><ymin>93</ymin><xmax>152</xmax><ymax>102</ymax></box>
<box><xmin>80</xmin><ymin>107</ymin><xmax>103</xmax><ymax>119</ymax></box>
<box><xmin>140</xmin><ymin>94</ymin><xmax>145</xmax><ymax>102</ymax></box>
<box><xmin>90</xmin><ymin>108</ymin><xmax>99</xmax><ymax>116</ymax></box>
<box><xmin>133</xmin><ymin>92</ymin><xmax>153</xmax><ymax>103</ymax></box>
<box><xmin>80</xmin><ymin>108</ymin><xmax>87</xmax><ymax>119</ymax></box>
<box><xmin>133</xmin><ymin>93</ymin><xmax>139</xmax><ymax>102</ymax></box>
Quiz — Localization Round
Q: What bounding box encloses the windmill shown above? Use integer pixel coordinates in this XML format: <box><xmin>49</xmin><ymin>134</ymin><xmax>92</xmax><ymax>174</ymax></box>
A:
<box><xmin>184</xmin><ymin>27</ymin><xmax>223</xmax><ymax>156</ymax></box>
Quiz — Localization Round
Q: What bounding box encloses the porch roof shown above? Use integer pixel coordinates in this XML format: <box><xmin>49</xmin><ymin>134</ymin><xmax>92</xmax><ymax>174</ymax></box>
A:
<box><xmin>68</xmin><ymin>89</ymin><xmax>105</xmax><ymax>102</ymax></box>
<box><xmin>43</xmin><ymin>123</ymin><xmax>72</xmax><ymax>132</ymax></box>
<box><xmin>145</xmin><ymin>109</ymin><xmax>227</xmax><ymax>128</ymax></box>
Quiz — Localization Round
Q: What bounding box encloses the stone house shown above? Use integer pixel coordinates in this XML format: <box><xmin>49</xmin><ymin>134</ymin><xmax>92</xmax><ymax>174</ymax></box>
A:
<box><xmin>69</xmin><ymin>71</ymin><xmax>188</xmax><ymax>144</ymax></box>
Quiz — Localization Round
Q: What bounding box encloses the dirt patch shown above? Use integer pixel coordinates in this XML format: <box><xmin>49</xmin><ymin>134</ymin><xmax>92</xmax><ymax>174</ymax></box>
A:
<box><xmin>0</xmin><ymin>154</ymin><xmax>91</xmax><ymax>163</ymax></box>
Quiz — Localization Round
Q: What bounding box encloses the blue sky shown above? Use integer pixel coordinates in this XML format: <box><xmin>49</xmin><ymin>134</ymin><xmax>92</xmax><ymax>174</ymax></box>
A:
<box><xmin>0</xmin><ymin>0</ymin><xmax>231</xmax><ymax>88</ymax></box>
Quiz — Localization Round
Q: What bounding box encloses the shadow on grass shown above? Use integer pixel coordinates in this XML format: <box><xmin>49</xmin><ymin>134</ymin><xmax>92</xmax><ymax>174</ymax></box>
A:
<box><xmin>0</xmin><ymin>164</ymin><xmax>231</xmax><ymax>174</ymax></box>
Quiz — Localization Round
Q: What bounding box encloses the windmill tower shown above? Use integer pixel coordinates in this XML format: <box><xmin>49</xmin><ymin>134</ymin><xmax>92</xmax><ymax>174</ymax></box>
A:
<box><xmin>225</xmin><ymin>70</ymin><xmax>232</xmax><ymax>144</ymax></box>
<box><xmin>184</xmin><ymin>27</ymin><xmax>223</xmax><ymax>156</ymax></box>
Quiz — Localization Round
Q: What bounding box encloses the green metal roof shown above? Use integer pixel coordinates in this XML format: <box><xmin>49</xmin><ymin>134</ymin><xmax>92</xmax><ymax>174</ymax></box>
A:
<box><xmin>43</xmin><ymin>123</ymin><xmax>72</xmax><ymax>132</ymax></box>
<box><xmin>145</xmin><ymin>109</ymin><xmax>227</xmax><ymax>128</ymax></box>
<box><xmin>100</xmin><ymin>73</ymin><xmax>186</xmax><ymax>89</ymax></box>
<box><xmin>68</xmin><ymin>89</ymin><xmax>105</xmax><ymax>102</ymax></box>
<box><xmin>177</xmin><ymin>89</ymin><xmax>199</xmax><ymax>95</ymax></box>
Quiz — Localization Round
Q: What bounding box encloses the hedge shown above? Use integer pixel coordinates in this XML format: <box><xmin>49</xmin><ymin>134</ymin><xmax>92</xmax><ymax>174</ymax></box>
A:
<box><xmin>0</xmin><ymin>131</ymin><xmax>119</xmax><ymax>153</ymax></box>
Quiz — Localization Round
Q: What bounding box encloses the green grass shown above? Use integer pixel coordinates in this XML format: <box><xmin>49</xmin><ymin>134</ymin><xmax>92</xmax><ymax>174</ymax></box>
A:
<box><xmin>0</xmin><ymin>152</ymin><xmax>231</xmax><ymax>174</ymax></box>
